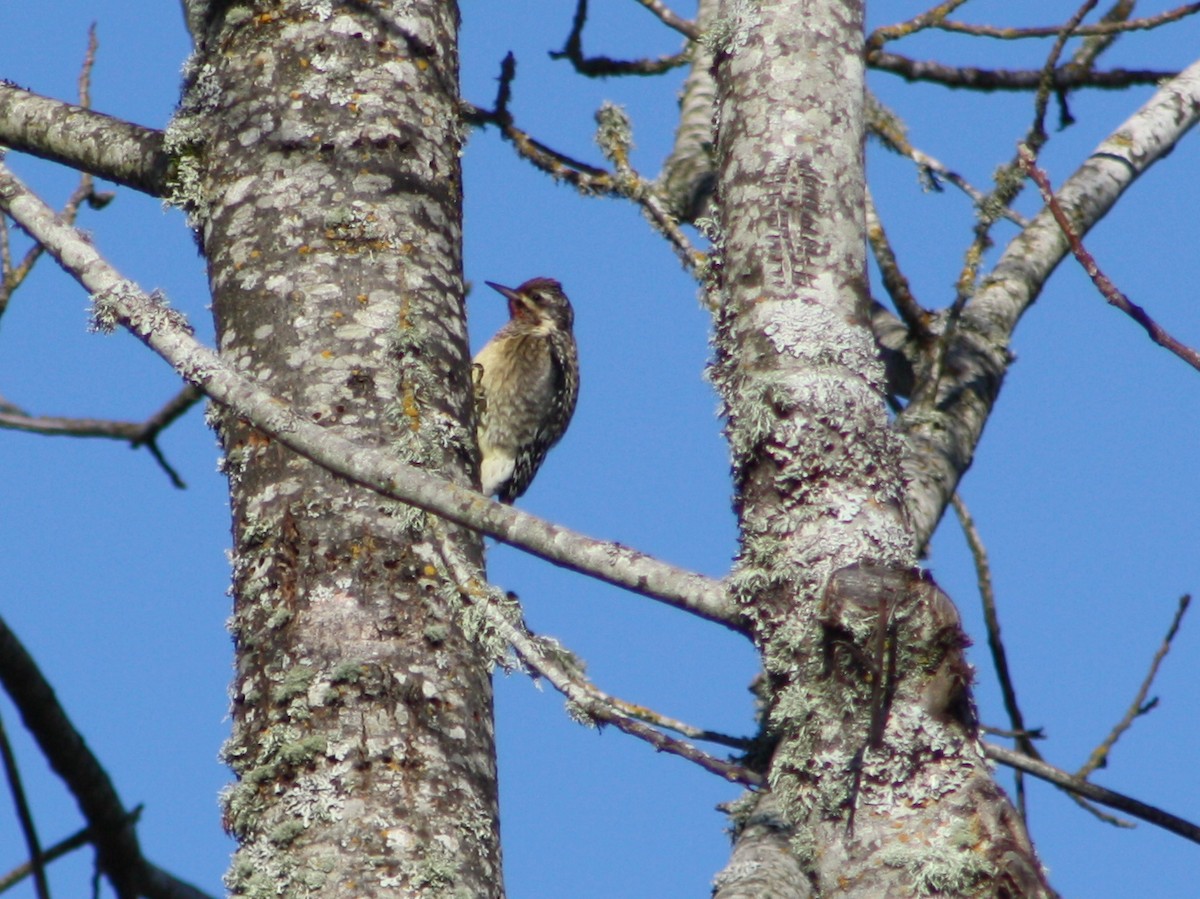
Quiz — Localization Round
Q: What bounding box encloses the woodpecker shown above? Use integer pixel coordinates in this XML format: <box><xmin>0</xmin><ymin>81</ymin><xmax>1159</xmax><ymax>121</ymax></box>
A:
<box><xmin>473</xmin><ymin>277</ymin><xmax>579</xmax><ymax>502</ymax></box>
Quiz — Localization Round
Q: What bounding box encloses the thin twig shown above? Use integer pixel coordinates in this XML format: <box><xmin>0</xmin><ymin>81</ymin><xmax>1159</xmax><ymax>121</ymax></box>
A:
<box><xmin>980</xmin><ymin>724</ymin><xmax>1045</xmax><ymax>741</ymax></box>
<box><xmin>1030</xmin><ymin>0</ymin><xmax>1099</xmax><ymax>146</ymax></box>
<box><xmin>952</xmin><ymin>495</ymin><xmax>1037</xmax><ymax>755</ymax></box>
<box><xmin>0</xmin><ymin>713</ymin><xmax>51</xmax><ymax>899</ymax></box>
<box><xmin>595</xmin><ymin>103</ymin><xmax>701</xmax><ymax>272</ymax></box>
<box><xmin>514</xmin><ymin>626</ymin><xmax>761</xmax><ymax>785</ymax></box>
<box><xmin>867</xmin><ymin>0</ymin><xmax>973</xmax><ymax>51</ymax></box>
<box><xmin>957</xmin><ymin>483</ymin><xmax>1129</xmax><ymax>827</ymax></box>
<box><xmin>468</xmin><ymin>57</ymin><xmax>700</xmax><ymax>272</ymax></box>
<box><xmin>866</xmin><ymin>94</ymin><xmax>1027</xmax><ymax>224</ymax></box>
<box><xmin>864</xmin><ymin>189</ymin><xmax>929</xmax><ymax>336</ymax></box>
<box><xmin>952</xmin><ymin>493</ymin><xmax>1034</xmax><ymax>817</ymax></box>
<box><xmin>1077</xmin><ymin>595</ymin><xmax>1191</xmax><ymax>778</ymax></box>
<box><xmin>429</xmin><ymin>519</ymin><xmax>761</xmax><ymax>785</ymax></box>
<box><xmin>912</xmin><ymin>148</ymin><xmax>1028</xmax><ymax>227</ymax></box>
<box><xmin>1019</xmin><ymin>145</ymin><xmax>1200</xmax><ymax>373</ymax></box>
<box><xmin>0</xmin><ymin>385</ymin><xmax>202</xmax><ymax>488</ymax></box>
<box><xmin>551</xmin><ymin>0</ymin><xmax>690</xmax><ymax>77</ymax></box>
<box><xmin>66</xmin><ymin>24</ymin><xmax>116</xmax><ymax>214</ymax></box>
<box><xmin>985</xmin><ymin>742</ymin><xmax>1200</xmax><ymax>844</ymax></box>
<box><xmin>0</xmin><ymin>24</ymin><xmax>112</xmax><ymax>320</ymax></box>
<box><xmin>0</xmin><ymin>822</ymin><xmax>92</xmax><ymax>892</ymax></box>
<box><xmin>0</xmin><ymin>409</ymin><xmax>161</xmax><ymax>439</ymax></box>
<box><xmin>586</xmin><ymin>687</ymin><xmax>752</xmax><ymax>750</ymax></box>
<box><xmin>132</xmin><ymin>385</ymin><xmax>204</xmax><ymax>444</ymax></box>
<box><xmin>467</xmin><ymin>101</ymin><xmax>612</xmax><ymax>188</ymax></box>
<box><xmin>0</xmin><ymin>615</ymin><xmax>215</xmax><ymax>899</ymax></box>
<box><xmin>868</xmin><ymin>53</ymin><xmax>1174</xmax><ymax>91</ymax></box>
<box><xmin>895</xmin><ymin>59</ymin><xmax>1200</xmax><ymax>554</ymax></box>
<box><xmin>141</xmin><ymin>440</ymin><xmax>188</xmax><ymax>490</ymax></box>
<box><xmin>935</xmin><ymin>3</ymin><xmax>1200</xmax><ymax>39</ymax></box>
<box><xmin>465</xmin><ymin>55</ymin><xmax>613</xmax><ymax>190</ymax></box>
<box><xmin>913</xmin><ymin>1</ymin><xmax>1099</xmax><ymax>410</ymax></box>
<box><xmin>1054</xmin><ymin>0</ymin><xmax>1136</xmax><ymax>129</ymax></box>
<box><xmin>633</xmin><ymin>0</ymin><xmax>699</xmax><ymax>39</ymax></box>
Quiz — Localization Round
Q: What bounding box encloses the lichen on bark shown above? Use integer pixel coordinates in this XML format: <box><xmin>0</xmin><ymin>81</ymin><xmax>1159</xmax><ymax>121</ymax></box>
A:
<box><xmin>173</xmin><ymin>2</ymin><xmax>503</xmax><ymax>895</ymax></box>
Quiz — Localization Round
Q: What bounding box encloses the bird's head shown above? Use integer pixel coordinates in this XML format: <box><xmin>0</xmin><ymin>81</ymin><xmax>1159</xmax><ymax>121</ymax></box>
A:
<box><xmin>485</xmin><ymin>278</ymin><xmax>574</xmax><ymax>332</ymax></box>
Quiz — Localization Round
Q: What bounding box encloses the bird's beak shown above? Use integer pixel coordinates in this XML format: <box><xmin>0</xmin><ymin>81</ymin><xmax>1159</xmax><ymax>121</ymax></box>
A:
<box><xmin>485</xmin><ymin>281</ymin><xmax>527</xmax><ymax>319</ymax></box>
<box><xmin>484</xmin><ymin>281</ymin><xmax>520</xmax><ymax>303</ymax></box>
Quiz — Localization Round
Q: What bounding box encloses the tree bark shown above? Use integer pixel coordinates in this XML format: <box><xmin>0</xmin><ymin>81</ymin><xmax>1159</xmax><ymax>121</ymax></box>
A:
<box><xmin>658</xmin><ymin>0</ymin><xmax>719</xmax><ymax>222</ymax></box>
<box><xmin>708</xmin><ymin>1</ymin><xmax>1049</xmax><ymax>895</ymax></box>
<box><xmin>0</xmin><ymin>82</ymin><xmax>167</xmax><ymax>195</ymax></box>
<box><xmin>173</xmin><ymin>2</ymin><xmax>503</xmax><ymax>895</ymax></box>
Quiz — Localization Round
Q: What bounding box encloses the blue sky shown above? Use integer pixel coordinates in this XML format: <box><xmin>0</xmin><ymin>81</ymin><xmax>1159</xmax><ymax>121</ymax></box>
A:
<box><xmin>1</xmin><ymin>2</ymin><xmax>1198</xmax><ymax>897</ymax></box>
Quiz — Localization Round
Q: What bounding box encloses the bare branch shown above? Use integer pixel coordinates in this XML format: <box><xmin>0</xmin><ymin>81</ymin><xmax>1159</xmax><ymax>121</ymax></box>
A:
<box><xmin>484</xmin><ymin>118</ymin><xmax>611</xmax><ymax>184</ymax></box>
<box><xmin>0</xmin><ymin>159</ymin><xmax>742</xmax><ymax>630</ymax></box>
<box><xmin>551</xmin><ymin>0</ymin><xmax>690</xmax><ymax>77</ymax></box>
<box><xmin>1054</xmin><ymin>0</ymin><xmax>1137</xmax><ymax>128</ymax></box>
<box><xmin>0</xmin><ymin>713</ymin><xmax>50</xmax><ymax>899</ymax></box>
<box><xmin>868</xmin><ymin>53</ymin><xmax>1174</xmax><ymax>92</ymax></box>
<box><xmin>1</xmin><ymin>174</ymin><xmax>112</xmax><ymax>320</ymax></box>
<box><xmin>430</xmin><ymin>520</ymin><xmax>760</xmax><ymax>785</ymax></box>
<box><xmin>0</xmin><ymin>822</ymin><xmax>91</xmax><ymax>892</ymax></box>
<box><xmin>1077</xmin><ymin>595</ymin><xmax>1191</xmax><ymax>778</ymax></box>
<box><xmin>867</xmin><ymin>0</ymin><xmax>974</xmax><ymax>51</ymax></box>
<box><xmin>78</xmin><ymin>23</ymin><xmax>99</xmax><ymax>107</ymax></box>
<box><xmin>131</xmin><ymin>384</ymin><xmax>205</xmax><ymax>445</ymax></box>
<box><xmin>0</xmin><ymin>385</ymin><xmax>203</xmax><ymax>488</ymax></box>
<box><xmin>2</xmin><ymin>405</ymin><xmax>155</xmax><ymax>441</ymax></box>
<box><xmin>0</xmin><ymin>82</ymin><xmax>167</xmax><ymax>196</ymax></box>
<box><xmin>465</xmin><ymin>54</ymin><xmax>617</xmax><ymax>189</ymax></box>
<box><xmin>952</xmin><ymin>496</ymin><xmax>1039</xmax><ymax>758</ymax></box>
<box><xmin>911</xmin><ymin>1</ymin><xmax>1098</xmax><ymax>408</ymax></box>
<box><xmin>985</xmin><ymin>742</ymin><xmax>1200</xmax><ymax>844</ymax></box>
<box><xmin>0</xmin><ymin>615</ymin><xmax>215</xmax><ymax>899</ymax></box>
<box><xmin>951</xmin><ymin>494</ymin><xmax>1034</xmax><ymax>817</ymax></box>
<box><xmin>512</xmin><ymin>627</ymin><xmax>762</xmax><ymax>784</ymax></box>
<box><xmin>1029</xmin><ymin>0</ymin><xmax>1100</xmax><ymax>146</ymax></box>
<box><xmin>595</xmin><ymin>102</ymin><xmax>702</xmax><ymax>271</ymax></box>
<box><xmin>466</xmin><ymin>105</ymin><xmax>613</xmax><ymax>189</ymax></box>
<box><xmin>1</xmin><ymin>27</ymin><xmax>114</xmax><ymax>322</ymax></box>
<box><xmin>467</xmin><ymin>57</ymin><xmax>700</xmax><ymax>272</ymax></box>
<box><xmin>935</xmin><ymin>3</ymin><xmax>1200</xmax><ymax>39</ymax></box>
<box><xmin>904</xmin><ymin>1</ymin><xmax>1096</xmax><ymax>410</ymax></box>
<box><xmin>865</xmin><ymin>93</ymin><xmax>1028</xmax><ymax>227</ymax></box>
<box><xmin>897</xmin><ymin>59</ymin><xmax>1200</xmax><ymax>549</ymax></box>
<box><xmin>980</xmin><ymin>724</ymin><xmax>1044</xmax><ymax>741</ymax></box>
<box><xmin>577</xmin><ymin>681</ymin><xmax>752</xmax><ymax>751</ymax></box>
<box><xmin>1019</xmin><ymin>144</ymin><xmax>1200</xmax><ymax>374</ymax></box>
<box><xmin>633</xmin><ymin>0</ymin><xmax>699</xmax><ymax>40</ymax></box>
<box><xmin>864</xmin><ymin>189</ymin><xmax>928</xmax><ymax>336</ymax></box>
<box><xmin>958</xmin><ymin>418</ymin><xmax>1159</xmax><ymax>832</ymax></box>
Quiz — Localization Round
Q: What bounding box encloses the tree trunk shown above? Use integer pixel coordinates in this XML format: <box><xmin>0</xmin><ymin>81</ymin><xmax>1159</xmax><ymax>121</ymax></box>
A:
<box><xmin>708</xmin><ymin>1</ymin><xmax>1049</xmax><ymax>895</ymax></box>
<box><xmin>174</xmin><ymin>2</ymin><xmax>502</xmax><ymax>894</ymax></box>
